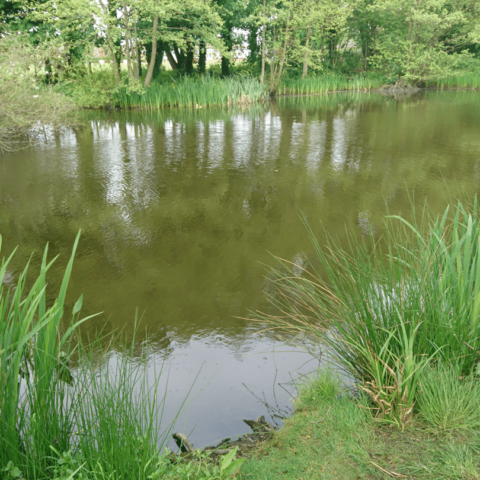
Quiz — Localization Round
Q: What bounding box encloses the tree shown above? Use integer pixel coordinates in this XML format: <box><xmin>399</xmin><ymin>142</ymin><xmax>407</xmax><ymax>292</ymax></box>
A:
<box><xmin>369</xmin><ymin>0</ymin><xmax>480</xmax><ymax>83</ymax></box>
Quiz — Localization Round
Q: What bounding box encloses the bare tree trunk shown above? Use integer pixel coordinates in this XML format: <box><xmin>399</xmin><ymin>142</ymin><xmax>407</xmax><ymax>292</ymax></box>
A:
<box><xmin>134</xmin><ymin>21</ymin><xmax>140</xmax><ymax>80</ymax></box>
<box><xmin>270</xmin><ymin>15</ymin><xmax>291</xmax><ymax>96</ymax></box>
<box><xmin>144</xmin><ymin>15</ymin><xmax>158</xmax><ymax>86</ymax></box>
<box><xmin>302</xmin><ymin>23</ymin><xmax>311</xmax><ymax>78</ymax></box>
<box><xmin>99</xmin><ymin>0</ymin><xmax>120</xmax><ymax>84</ymax></box>
<box><xmin>260</xmin><ymin>0</ymin><xmax>266</xmax><ymax>84</ymax></box>
<box><xmin>123</xmin><ymin>2</ymin><xmax>134</xmax><ymax>78</ymax></box>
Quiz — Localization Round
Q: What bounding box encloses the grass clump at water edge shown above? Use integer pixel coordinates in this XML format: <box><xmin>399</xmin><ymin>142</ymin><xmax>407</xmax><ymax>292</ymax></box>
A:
<box><xmin>254</xmin><ymin>198</ymin><xmax>480</xmax><ymax>428</ymax></box>
<box><xmin>238</xmin><ymin>196</ymin><xmax>480</xmax><ymax>477</ymax></box>
<box><xmin>0</xmin><ymin>233</ymin><xmax>244</xmax><ymax>480</ymax></box>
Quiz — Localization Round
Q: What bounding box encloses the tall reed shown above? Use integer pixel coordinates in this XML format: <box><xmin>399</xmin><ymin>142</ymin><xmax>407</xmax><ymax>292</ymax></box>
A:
<box><xmin>430</xmin><ymin>71</ymin><xmax>480</xmax><ymax>89</ymax></box>
<box><xmin>117</xmin><ymin>75</ymin><xmax>267</xmax><ymax>109</ymax></box>
<box><xmin>255</xmin><ymin>198</ymin><xmax>480</xmax><ymax>427</ymax></box>
<box><xmin>0</xmin><ymin>234</ymin><xmax>180</xmax><ymax>479</ymax></box>
<box><xmin>277</xmin><ymin>73</ymin><xmax>386</xmax><ymax>96</ymax></box>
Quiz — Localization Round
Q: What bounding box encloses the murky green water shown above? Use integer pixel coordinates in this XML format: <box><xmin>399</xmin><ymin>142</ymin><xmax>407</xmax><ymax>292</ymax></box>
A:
<box><xmin>1</xmin><ymin>91</ymin><xmax>480</xmax><ymax>447</ymax></box>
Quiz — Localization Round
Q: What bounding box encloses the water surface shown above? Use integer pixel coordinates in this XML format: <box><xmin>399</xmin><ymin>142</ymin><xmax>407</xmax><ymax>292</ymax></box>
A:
<box><xmin>1</xmin><ymin>91</ymin><xmax>480</xmax><ymax>447</ymax></box>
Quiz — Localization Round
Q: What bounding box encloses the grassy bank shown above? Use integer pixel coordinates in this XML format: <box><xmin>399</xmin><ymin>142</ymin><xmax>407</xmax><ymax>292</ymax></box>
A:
<box><xmin>62</xmin><ymin>70</ymin><xmax>480</xmax><ymax>112</ymax></box>
<box><xmin>57</xmin><ymin>71</ymin><xmax>267</xmax><ymax>109</ymax></box>
<box><xmin>239</xmin><ymin>368</ymin><xmax>480</xmax><ymax>479</ymax></box>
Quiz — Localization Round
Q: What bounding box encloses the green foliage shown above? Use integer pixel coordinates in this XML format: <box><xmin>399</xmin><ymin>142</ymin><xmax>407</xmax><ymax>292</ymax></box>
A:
<box><xmin>2</xmin><ymin>0</ymin><xmax>480</xmax><ymax>102</ymax></box>
<box><xmin>369</xmin><ymin>0</ymin><xmax>480</xmax><ymax>84</ymax></box>
<box><xmin>40</xmin><ymin>447</ymin><xmax>245</xmax><ymax>480</ymax></box>
<box><xmin>0</xmin><ymin>36</ymin><xmax>76</xmax><ymax>152</ymax></box>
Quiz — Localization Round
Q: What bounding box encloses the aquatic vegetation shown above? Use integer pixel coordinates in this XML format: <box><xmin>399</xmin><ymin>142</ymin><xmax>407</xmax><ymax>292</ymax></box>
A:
<box><xmin>255</xmin><ymin>198</ymin><xmax>480</xmax><ymax>427</ymax></box>
<box><xmin>277</xmin><ymin>73</ymin><xmax>386</xmax><ymax>96</ymax></box>
<box><xmin>116</xmin><ymin>75</ymin><xmax>267</xmax><ymax>109</ymax></box>
<box><xmin>0</xmin><ymin>234</ymin><xmax>180</xmax><ymax>479</ymax></box>
<box><xmin>430</xmin><ymin>71</ymin><xmax>480</xmax><ymax>89</ymax></box>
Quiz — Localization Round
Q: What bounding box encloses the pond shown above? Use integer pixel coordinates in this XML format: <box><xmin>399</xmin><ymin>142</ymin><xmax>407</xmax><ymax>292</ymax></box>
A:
<box><xmin>1</xmin><ymin>90</ymin><xmax>480</xmax><ymax>448</ymax></box>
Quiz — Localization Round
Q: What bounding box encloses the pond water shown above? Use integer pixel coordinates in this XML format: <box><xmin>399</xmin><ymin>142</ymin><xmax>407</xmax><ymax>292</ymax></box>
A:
<box><xmin>1</xmin><ymin>91</ymin><xmax>480</xmax><ymax>448</ymax></box>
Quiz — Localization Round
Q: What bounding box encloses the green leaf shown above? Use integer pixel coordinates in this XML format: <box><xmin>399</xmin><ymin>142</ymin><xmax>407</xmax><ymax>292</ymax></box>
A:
<box><xmin>73</xmin><ymin>293</ymin><xmax>83</xmax><ymax>315</ymax></box>
<box><xmin>219</xmin><ymin>447</ymin><xmax>238</xmax><ymax>472</ymax></box>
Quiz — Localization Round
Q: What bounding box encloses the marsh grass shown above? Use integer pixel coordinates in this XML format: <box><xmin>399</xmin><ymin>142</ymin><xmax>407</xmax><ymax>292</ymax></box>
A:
<box><xmin>117</xmin><ymin>75</ymin><xmax>267</xmax><ymax>109</ymax></box>
<box><xmin>254</xmin><ymin>198</ymin><xmax>480</xmax><ymax>428</ymax></box>
<box><xmin>277</xmin><ymin>73</ymin><xmax>386</xmax><ymax>95</ymax></box>
<box><xmin>431</xmin><ymin>71</ymin><xmax>480</xmax><ymax>89</ymax></box>
<box><xmin>0</xmin><ymin>234</ymin><xmax>183</xmax><ymax>479</ymax></box>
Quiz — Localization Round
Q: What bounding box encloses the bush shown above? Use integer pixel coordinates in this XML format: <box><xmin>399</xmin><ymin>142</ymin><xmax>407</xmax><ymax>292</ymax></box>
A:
<box><xmin>0</xmin><ymin>36</ymin><xmax>76</xmax><ymax>152</ymax></box>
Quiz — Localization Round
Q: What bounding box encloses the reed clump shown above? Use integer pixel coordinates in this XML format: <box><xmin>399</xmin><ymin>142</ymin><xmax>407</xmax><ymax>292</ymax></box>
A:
<box><xmin>430</xmin><ymin>71</ymin><xmax>480</xmax><ymax>89</ymax></box>
<box><xmin>255</xmin><ymin>198</ymin><xmax>480</xmax><ymax>428</ymax></box>
<box><xmin>116</xmin><ymin>75</ymin><xmax>267</xmax><ymax>110</ymax></box>
<box><xmin>277</xmin><ymin>73</ymin><xmax>386</xmax><ymax>96</ymax></box>
<box><xmin>0</xmin><ymin>234</ymin><xmax>178</xmax><ymax>479</ymax></box>
<box><xmin>0</xmin><ymin>37</ymin><xmax>77</xmax><ymax>153</ymax></box>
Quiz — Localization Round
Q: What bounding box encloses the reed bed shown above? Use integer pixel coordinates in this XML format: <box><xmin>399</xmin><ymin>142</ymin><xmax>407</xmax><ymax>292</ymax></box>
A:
<box><xmin>431</xmin><ymin>71</ymin><xmax>480</xmax><ymax>89</ymax></box>
<box><xmin>0</xmin><ymin>234</ymin><xmax>180</xmax><ymax>479</ymax></box>
<box><xmin>117</xmin><ymin>75</ymin><xmax>267</xmax><ymax>109</ymax></box>
<box><xmin>256</xmin><ymin>198</ymin><xmax>480</xmax><ymax>428</ymax></box>
<box><xmin>277</xmin><ymin>73</ymin><xmax>386</xmax><ymax>95</ymax></box>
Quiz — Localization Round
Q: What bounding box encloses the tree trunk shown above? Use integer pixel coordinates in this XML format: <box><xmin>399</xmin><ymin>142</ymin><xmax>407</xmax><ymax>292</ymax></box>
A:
<box><xmin>221</xmin><ymin>56</ymin><xmax>230</xmax><ymax>76</ymax></box>
<box><xmin>302</xmin><ymin>23</ymin><xmax>311</xmax><ymax>78</ymax></box>
<box><xmin>185</xmin><ymin>42</ymin><xmax>194</xmax><ymax>74</ymax></box>
<box><xmin>221</xmin><ymin>27</ymin><xmax>233</xmax><ymax>76</ymax></box>
<box><xmin>248</xmin><ymin>27</ymin><xmax>257</xmax><ymax>64</ymax></box>
<box><xmin>144</xmin><ymin>15</ymin><xmax>158</xmax><ymax>87</ymax></box>
<box><xmin>166</xmin><ymin>48</ymin><xmax>179</xmax><ymax>70</ymax></box>
<box><xmin>45</xmin><ymin>58</ymin><xmax>54</xmax><ymax>84</ymax></box>
<box><xmin>260</xmin><ymin>0</ymin><xmax>266</xmax><ymax>84</ymax></box>
<box><xmin>199</xmin><ymin>41</ymin><xmax>206</xmax><ymax>74</ymax></box>
<box><xmin>173</xmin><ymin>45</ymin><xmax>185</xmax><ymax>69</ymax></box>
<box><xmin>364</xmin><ymin>38</ymin><xmax>368</xmax><ymax>71</ymax></box>
<box><xmin>122</xmin><ymin>2</ymin><xmax>134</xmax><ymax>78</ymax></box>
<box><xmin>134</xmin><ymin>21</ymin><xmax>140</xmax><ymax>80</ymax></box>
<box><xmin>99</xmin><ymin>0</ymin><xmax>120</xmax><ymax>84</ymax></box>
<box><xmin>270</xmin><ymin>12</ymin><xmax>291</xmax><ymax>97</ymax></box>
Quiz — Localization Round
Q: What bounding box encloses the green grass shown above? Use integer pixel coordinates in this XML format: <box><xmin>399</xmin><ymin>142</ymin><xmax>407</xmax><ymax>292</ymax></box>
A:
<box><xmin>239</xmin><ymin>368</ymin><xmax>480</xmax><ymax>480</ymax></box>
<box><xmin>277</xmin><ymin>72</ymin><xmax>386</xmax><ymax>95</ymax></box>
<box><xmin>417</xmin><ymin>362</ymin><xmax>480</xmax><ymax>432</ymax></box>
